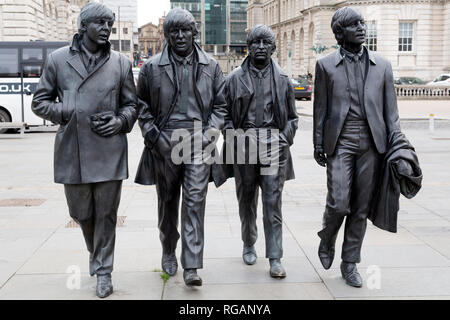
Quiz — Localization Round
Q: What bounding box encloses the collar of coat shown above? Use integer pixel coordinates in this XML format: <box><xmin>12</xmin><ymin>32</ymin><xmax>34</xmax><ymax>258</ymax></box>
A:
<box><xmin>334</xmin><ymin>45</ymin><xmax>376</xmax><ymax>66</ymax></box>
<box><xmin>69</xmin><ymin>33</ymin><xmax>111</xmax><ymax>55</ymax></box>
<box><xmin>238</xmin><ymin>56</ymin><xmax>288</xmax><ymax>96</ymax></box>
<box><xmin>66</xmin><ymin>33</ymin><xmax>112</xmax><ymax>83</ymax></box>
<box><xmin>232</xmin><ymin>56</ymin><xmax>287</xmax><ymax>128</ymax></box>
<box><xmin>157</xmin><ymin>41</ymin><xmax>210</xmax><ymax>66</ymax></box>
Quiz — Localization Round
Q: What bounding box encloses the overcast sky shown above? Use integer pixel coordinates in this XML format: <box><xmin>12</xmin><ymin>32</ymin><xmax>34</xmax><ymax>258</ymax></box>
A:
<box><xmin>137</xmin><ymin>0</ymin><xmax>170</xmax><ymax>27</ymax></box>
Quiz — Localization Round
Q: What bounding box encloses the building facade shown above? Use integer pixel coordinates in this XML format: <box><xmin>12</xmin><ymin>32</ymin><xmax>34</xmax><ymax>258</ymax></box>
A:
<box><xmin>0</xmin><ymin>0</ymin><xmax>88</xmax><ymax>42</ymax></box>
<box><xmin>170</xmin><ymin>0</ymin><xmax>248</xmax><ymax>54</ymax></box>
<box><xmin>139</xmin><ymin>16</ymin><xmax>165</xmax><ymax>58</ymax></box>
<box><xmin>96</xmin><ymin>0</ymin><xmax>138</xmax><ymax>54</ymax></box>
<box><xmin>109</xmin><ymin>20</ymin><xmax>133</xmax><ymax>61</ymax></box>
<box><xmin>247</xmin><ymin>0</ymin><xmax>450</xmax><ymax>81</ymax></box>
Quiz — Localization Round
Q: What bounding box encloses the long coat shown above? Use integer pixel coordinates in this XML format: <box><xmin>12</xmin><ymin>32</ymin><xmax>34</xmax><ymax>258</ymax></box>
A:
<box><xmin>216</xmin><ymin>57</ymin><xmax>299</xmax><ymax>186</ymax></box>
<box><xmin>134</xmin><ymin>43</ymin><xmax>228</xmax><ymax>186</ymax></box>
<box><xmin>369</xmin><ymin>131</ymin><xmax>422</xmax><ymax>233</ymax></box>
<box><xmin>313</xmin><ymin>47</ymin><xmax>401</xmax><ymax>155</ymax></box>
<box><xmin>32</xmin><ymin>35</ymin><xmax>138</xmax><ymax>184</ymax></box>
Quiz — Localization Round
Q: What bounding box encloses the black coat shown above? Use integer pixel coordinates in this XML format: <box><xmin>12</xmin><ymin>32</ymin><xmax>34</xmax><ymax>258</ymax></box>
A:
<box><xmin>216</xmin><ymin>57</ymin><xmax>299</xmax><ymax>186</ymax></box>
<box><xmin>313</xmin><ymin>47</ymin><xmax>401</xmax><ymax>155</ymax></box>
<box><xmin>134</xmin><ymin>43</ymin><xmax>228</xmax><ymax>186</ymax></box>
<box><xmin>32</xmin><ymin>35</ymin><xmax>138</xmax><ymax>184</ymax></box>
<box><xmin>369</xmin><ymin>131</ymin><xmax>422</xmax><ymax>232</ymax></box>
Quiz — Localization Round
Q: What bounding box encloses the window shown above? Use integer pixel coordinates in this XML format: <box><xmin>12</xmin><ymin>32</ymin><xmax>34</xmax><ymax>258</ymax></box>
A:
<box><xmin>23</xmin><ymin>65</ymin><xmax>42</xmax><ymax>78</ymax></box>
<box><xmin>366</xmin><ymin>21</ymin><xmax>377</xmax><ymax>51</ymax></box>
<box><xmin>121</xmin><ymin>40</ymin><xmax>131</xmax><ymax>52</ymax></box>
<box><xmin>399</xmin><ymin>22</ymin><xmax>413</xmax><ymax>52</ymax></box>
<box><xmin>112</xmin><ymin>28</ymin><xmax>117</xmax><ymax>34</ymax></box>
<box><xmin>0</xmin><ymin>48</ymin><xmax>19</xmax><ymax>77</ymax></box>
<box><xmin>123</xmin><ymin>28</ymin><xmax>128</xmax><ymax>35</ymax></box>
<box><xmin>110</xmin><ymin>40</ymin><xmax>120</xmax><ymax>51</ymax></box>
<box><xmin>22</xmin><ymin>48</ymin><xmax>43</xmax><ymax>61</ymax></box>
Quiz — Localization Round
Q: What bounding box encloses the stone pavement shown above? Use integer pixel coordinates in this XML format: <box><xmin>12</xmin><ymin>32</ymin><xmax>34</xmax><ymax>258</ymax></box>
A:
<box><xmin>0</xmin><ymin>115</ymin><xmax>449</xmax><ymax>300</ymax></box>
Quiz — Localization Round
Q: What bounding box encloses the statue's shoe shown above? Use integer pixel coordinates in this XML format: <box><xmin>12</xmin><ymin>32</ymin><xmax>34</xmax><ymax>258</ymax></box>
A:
<box><xmin>183</xmin><ymin>269</ymin><xmax>202</xmax><ymax>286</ymax></box>
<box><xmin>340</xmin><ymin>261</ymin><xmax>363</xmax><ymax>288</ymax></box>
<box><xmin>242</xmin><ymin>245</ymin><xmax>257</xmax><ymax>265</ymax></box>
<box><xmin>162</xmin><ymin>252</ymin><xmax>178</xmax><ymax>276</ymax></box>
<box><xmin>269</xmin><ymin>259</ymin><xmax>286</xmax><ymax>278</ymax></box>
<box><xmin>96</xmin><ymin>274</ymin><xmax>113</xmax><ymax>298</ymax></box>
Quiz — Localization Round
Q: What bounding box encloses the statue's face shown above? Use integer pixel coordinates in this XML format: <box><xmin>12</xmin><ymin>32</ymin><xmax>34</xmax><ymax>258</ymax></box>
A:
<box><xmin>248</xmin><ymin>35</ymin><xmax>275</xmax><ymax>65</ymax></box>
<box><xmin>168</xmin><ymin>22</ymin><xmax>194</xmax><ymax>57</ymax></box>
<box><xmin>84</xmin><ymin>17</ymin><xmax>114</xmax><ymax>46</ymax></box>
<box><xmin>341</xmin><ymin>13</ymin><xmax>366</xmax><ymax>46</ymax></box>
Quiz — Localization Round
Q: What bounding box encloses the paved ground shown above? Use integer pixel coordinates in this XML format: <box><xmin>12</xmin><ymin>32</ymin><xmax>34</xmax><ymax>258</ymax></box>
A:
<box><xmin>0</xmin><ymin>107</ymin><xmax>449</xmax><ymax>300</ymax></box>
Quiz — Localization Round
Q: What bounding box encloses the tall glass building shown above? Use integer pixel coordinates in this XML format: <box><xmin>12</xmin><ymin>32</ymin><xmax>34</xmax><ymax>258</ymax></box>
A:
<box><xmin>169</xmin><ymin>0</ymin><xmax>202</xmax><ymax>45</ymax></box>
<box><xmin>170</xmin><ymin>0</ymin><xmax>247</xmax><ymax>54</ymax></box>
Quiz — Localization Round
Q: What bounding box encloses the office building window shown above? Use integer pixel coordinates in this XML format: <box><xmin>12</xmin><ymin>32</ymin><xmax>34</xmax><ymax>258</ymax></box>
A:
<box><xmin>366</xmin><ymin>21</ymin><xmax>377</xmax><ymax>51</ymax></box>
<box><xmin>112</xmin><ymin>28</ymin><xmax>117</xmax><ymax>34</ymax></box>
<box><xmin>399</xmin><ymin>22</ymin><xmax>413</xmax><ymax>52</ymax></box>
<box><xmin>121</xmin><ymin>40</ymin><xmax>131</xmax><ymax>52</ymax></box>
<box><xmin>123</xmin><ymin>28</ymin><xmax>128</xmax><ymax>35</ymax></box>
<box><xmin>110</xmin><ymin>40</ymin><xmax>119</xmax><ymax>51</ymax></box>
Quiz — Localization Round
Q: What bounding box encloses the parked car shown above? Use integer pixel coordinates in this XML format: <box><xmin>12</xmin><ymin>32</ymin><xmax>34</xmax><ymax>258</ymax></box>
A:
<box><xmin>290</xmin><ymin>78</ymin><xmax>312</xmax><ymax>100</ymax></box>
<box><xmin>394</xmin><ymin>77</ymin><xmax>425</xmax><ymax>85</ymax></box>
<box><xmin>427</xmin><ymin>74</ymin><xmax>450</xmax><ymax>86</ymax></box>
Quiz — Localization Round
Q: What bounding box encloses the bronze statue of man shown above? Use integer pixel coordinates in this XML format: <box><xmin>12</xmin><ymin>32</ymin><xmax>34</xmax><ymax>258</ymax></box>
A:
<box><xmin>313</xmin><ymin>7</ymin><xmax>401</xmax><ymax>287</ymax></box>
<box><xmin>32</xmin><ymin>2</ymin><xmax>138</xmax><ymax>298</ymax></box>
<box><xmin>221</xmin><ymin>25</ymin><xmax>298</xmax><ymax>278</ymax></box>
<box><xmin>135</xmin><ymin>8</ymin><xmax>227</xmax><ymax>286</ymax></box>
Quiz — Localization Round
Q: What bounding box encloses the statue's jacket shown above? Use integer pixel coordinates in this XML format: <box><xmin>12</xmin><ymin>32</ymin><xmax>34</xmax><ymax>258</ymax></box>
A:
<box><xmin>369</xmin><ymin>131</ymin><xmax>422</xmax><ymax>233</ymax></box>
<box><xmin>217</xmin><ymin>57</ymin><xmax>299</xmax><ymax>185</ymax></box>
<box><xmin>134</xmin><ymin>43</ymin><xmax>228</xmax><ymax>186</ymax></box>
<box><xmin>313</xmin><ymin>47</ymin><xmax>401</xmax><ymax>156</ymax></box>
<box><xmin>32</xmin><ymin>34</ymin><xmax>138</xmax><ymax>184</ymax></box>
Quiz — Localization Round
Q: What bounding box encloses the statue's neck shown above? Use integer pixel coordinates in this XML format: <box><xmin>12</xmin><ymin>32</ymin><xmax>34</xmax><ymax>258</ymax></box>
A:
<box><xmin>81</xmin><ymin>35</ymin><xmax>100</xmax><ymax>55</ymax></box>
<box><xmin>250</xmin><ymin>58</ymin><xmax>270</xmax><ymax>70</ymax></box>
<box><xmin>342</xmin><ymin>42</ymin><xmax>363</xmax><ymax>54</ymax></box>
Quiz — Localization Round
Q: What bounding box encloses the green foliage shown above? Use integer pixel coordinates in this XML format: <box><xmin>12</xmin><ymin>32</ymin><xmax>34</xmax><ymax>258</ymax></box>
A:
<box><xmin>160</xmin><ymin>271</ymin><xmax>171</xmax><ymax>284</ymax></box>
<box><xmin>310</xmin><ymin>44</ymin><xmax>340</xmax><ymax>55</ymax></box>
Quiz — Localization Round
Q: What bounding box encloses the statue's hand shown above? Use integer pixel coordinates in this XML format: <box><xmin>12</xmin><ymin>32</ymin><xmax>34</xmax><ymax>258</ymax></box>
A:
<box><xmin>314</xmin><ymin>146</ymin><xmax>327</xmax><ymax>167</ymax></box>
<box><xmin>93</xmin><ymin>115</ymin><xmax>123</xmax><ymax>137</ymax></box>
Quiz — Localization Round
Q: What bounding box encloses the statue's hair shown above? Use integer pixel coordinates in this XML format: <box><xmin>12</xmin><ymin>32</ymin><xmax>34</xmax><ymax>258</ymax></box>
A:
<box><xmin>163</xmin><ymin>8</ymin><xmax>198</xmax><ymax>39</ymax></box>
<box><xmin>77</xmin><ymin>2</ymin><xmax>115</xmax><ymax>34</ymax></box>
<box><xmin>331</xmin><ymin>7</ymin><xmax>363</xmax><ymax>45</ymax></box>
<box><xmin>247</xmin><ymin>25</ymin><xmax>276</xmax><ymax>47</ymax></box>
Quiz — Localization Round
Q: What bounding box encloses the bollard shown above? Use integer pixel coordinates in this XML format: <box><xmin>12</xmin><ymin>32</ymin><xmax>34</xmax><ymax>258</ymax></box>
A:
<box><xmin>429</xmin><ymin>113</ymin><xmax>435</xmax><ymax>133</ymax></box>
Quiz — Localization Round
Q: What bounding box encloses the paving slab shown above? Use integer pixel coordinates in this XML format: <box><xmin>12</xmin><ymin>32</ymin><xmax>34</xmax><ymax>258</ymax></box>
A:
<box><xmin>302</xmin><ymin>244</ymin><xmax>449</xmax><ymax>270</ymax></box>
<box><xmin>163</xmin><ymin>282</ymin><xmax>333</xmax><ymax>300</ymax></box>
<box><xmin>319</xmin><ymin>267</ymin><xmax>450</xmax><ymax>299</ymax></box>
<box><xmin>0</xmin><ymin>272</ymin><xmax>163</xmax><ymax>300</ymax></box>
<box><xmin>191</xmin><ymin>257</ymin><xmax>321</xmax><ymax>285</ymax></box>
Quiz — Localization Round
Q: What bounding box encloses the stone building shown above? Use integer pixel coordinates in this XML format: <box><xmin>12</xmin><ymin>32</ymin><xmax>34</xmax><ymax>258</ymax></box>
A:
<box><xmin>0</xmin><ymin>0</ymin><xmax>89</xmax><ymax>42</ymax></box>
<box><xmin>96</xmin><ymin>0</ymin><xmax>139</xmax><ymax>53</ymax></box>
<box><xmin>138</xmin><ymin>16</ymin><xmax>165</xmax><ymax>58</ymax></box>
<box><xmin>247</xmin><ymin>0</ymin><xmax>450</xmax><ymax>81</ymax></box>
<box><xmin>109</xmin><ymin>20</ymin><xmax>134</xmax><ymax>61</ymax></box>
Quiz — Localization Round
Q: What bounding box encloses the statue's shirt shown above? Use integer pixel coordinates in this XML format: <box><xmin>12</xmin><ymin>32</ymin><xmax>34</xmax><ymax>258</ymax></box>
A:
<box><xmin>244</xmin><ymin>63</ymin><xmax>276</xmax><ymax>129</ymax></box>
<box><xmin>168</xmin><ymin>49</ymin><xmax>202</xmax><ymax>125</ymax></box>
<box><xmin>340</xmin><ymin>47</ymin><xmax>367</xmax><ymax>121</ymax></box>
<box><xmin>80</xmin><ymin>42</ymin><xmax>106</xmax><ymax>74</ymax></box>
